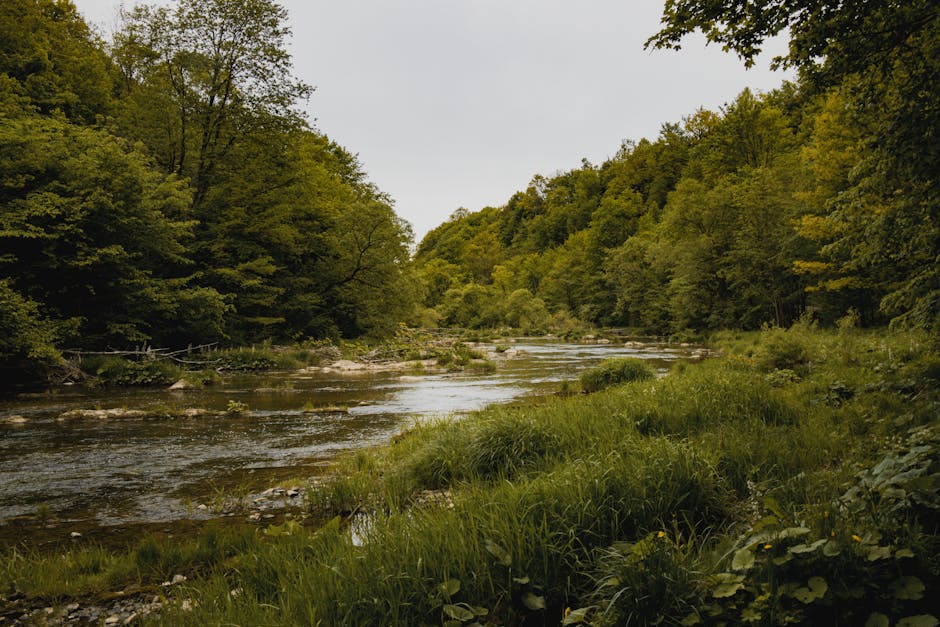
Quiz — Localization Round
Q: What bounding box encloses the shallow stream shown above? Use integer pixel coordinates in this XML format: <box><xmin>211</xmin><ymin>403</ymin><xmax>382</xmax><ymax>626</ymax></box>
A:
<box><xmin>0</xmin><ymin>340</ymin><xmax>698</xmax><ymax>539</ymax></box>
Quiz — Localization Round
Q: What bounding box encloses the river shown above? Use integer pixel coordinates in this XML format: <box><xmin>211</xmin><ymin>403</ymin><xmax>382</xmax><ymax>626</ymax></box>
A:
<box><xmin>0</xmin><ymin>340</ymin><xmax>698</xmax><ymax>541</ymax></box>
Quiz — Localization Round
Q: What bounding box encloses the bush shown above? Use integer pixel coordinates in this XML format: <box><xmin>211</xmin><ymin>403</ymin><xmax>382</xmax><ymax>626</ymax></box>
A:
<box><xmin>208</xmin><ymin>348</ymin><xmax>284</xmax><ymax>371</ymax></box>
<box><xmin>580</xmin><ymin>358</ymin><xmax>655</xmax><ymax>393</ymax></box>
<box><xmin>754</xmin><ymin>325</ymin><xmax>814</xmax><ymax>374</ymax></box>
<box><xmin>83</xmin><ymin>356</ymin><xmax>181</xmax><ymax>387</ymax></box>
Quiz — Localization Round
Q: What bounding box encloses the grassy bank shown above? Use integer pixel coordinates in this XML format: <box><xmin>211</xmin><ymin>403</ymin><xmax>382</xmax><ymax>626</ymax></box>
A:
<box><xmin>3</xmin><ymin>324</ymin><xmax>937</xmax><ymax>625</ymax></box>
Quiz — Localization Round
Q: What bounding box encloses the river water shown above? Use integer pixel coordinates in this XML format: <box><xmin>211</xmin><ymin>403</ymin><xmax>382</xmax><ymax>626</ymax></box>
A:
<box><xmin>0</xmin><ymin>340</ymin><xmax>696</xmax><ymax>533</ymax></box>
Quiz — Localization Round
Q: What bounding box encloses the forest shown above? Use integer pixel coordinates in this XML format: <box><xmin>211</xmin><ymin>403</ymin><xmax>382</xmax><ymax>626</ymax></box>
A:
<box><xmin>1</xmin><ymin>0</ymin><xmax>416</xmax><ymax>385</ymax></box>
<box><xmin>415</xmin><ymin>3</ymin><xmax>939</xmax><ymax>336</ymax></box>
<box><xmin>3</xmin><ymin>0</ymin><xmax>939</xmax><ymax>387</ymax></box>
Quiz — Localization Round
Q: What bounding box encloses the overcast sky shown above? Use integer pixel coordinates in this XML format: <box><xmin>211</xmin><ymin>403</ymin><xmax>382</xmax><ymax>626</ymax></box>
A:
<box><xmin>73</xmin><ymin>0</ymin><xmax>794</xmax><ymax>240</ymax></box>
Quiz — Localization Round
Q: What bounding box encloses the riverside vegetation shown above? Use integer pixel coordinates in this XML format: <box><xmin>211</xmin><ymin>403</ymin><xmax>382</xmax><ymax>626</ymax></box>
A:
<box><xmin>2</xmin><ymin>323</ymin><xmax>937</xmax><ymax>625</ymax></box>
<box><xmin>68</xmin><ymin>327</ymin><xmax>501</xmax><ymax>388</ymax></box>
<box><xmin>3</xmin><ymin>0</ymin><xmax>940</xmax><ymax>624</ymax></box>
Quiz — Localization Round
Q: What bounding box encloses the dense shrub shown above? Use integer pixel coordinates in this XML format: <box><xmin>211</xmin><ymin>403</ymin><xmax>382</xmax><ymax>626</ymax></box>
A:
<box><xmin>205</xmin><ymin>348</ymin><xmax>296</xmax><ymax>371</ymax></box>
<box><xmin>754</xmin><ymin>325</ymin><xmax>815</xmax><ymax>374</ymax></box>
<box><xmin>82</xmin><ymin>356</ymin><xmax>181</xmax><ymax>387</ymax></box>
<box><xmin>580</xmin><ymin>357</ymin><xmax>655</xmax><ymax>392</ymax></box>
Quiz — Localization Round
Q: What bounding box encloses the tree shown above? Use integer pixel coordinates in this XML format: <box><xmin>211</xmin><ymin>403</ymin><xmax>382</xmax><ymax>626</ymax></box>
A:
<box><xmin>646</xmin><ymin>0</ymin><xmax>937</xmax><ymax>78</ymax></box>
<box><xmin>113</xmin><ymin>0</ymin><xmax>311</xmax><ymax>207</ymax></box>
<box><xmin>419</xmin><ymin>258</ymin><xmax>464</xmax><ymax>308</ymax></box>
<box><xmin>503</xmin><ymin>289</ymin><xmax>550</xmax><ymax>333</ymax></box>
<box><xmin>461</xmin><ymin>229</ymin><xmax>504</xmax><ymax>284</ymax></box>
<box><xmin>325</xmin><ymin>199</ymin><xmax>416</xmax><ymax>337</ymax></box>
<box><xmin>0</xmin><ymin>279</ymin><xmax>61</xmax><ymax>382</ymax></box>
<box><xmin>605</xmin><ymin>236</ymin><xmax>673</xmax><ymax>331</ymax></box>
<box><xmin>0</xmin><ymin>115</ymin><xmax>228</xmax><ymax>347</ymax></box>
<box><xmin>649</xmin><ymin>0</ymin><xmax>940</xmax><ymax>330</ymax></box>
<box><xmin>439</xmin><ymin>284</ymin><xmax>501</xmax><ymax>329</ymax></box>
<box><xmin>0</xmin><ymin>0</ymin><xmax>113</xmax><ymax>124</ymax></box>
<box><xmin>190</xmin><ymin>126</ymin><xmax>414</xmax><ymax>341</ymax></box>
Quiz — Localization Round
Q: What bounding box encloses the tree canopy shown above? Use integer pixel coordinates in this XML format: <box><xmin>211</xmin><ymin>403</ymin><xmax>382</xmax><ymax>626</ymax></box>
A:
<box><xmin>413</xmin><ymin>1</ymin><xmax>939</xmax><ymax>335</ymax></box>
<box><xmin>647</xmin><ymin>0</ymin><xmax>940</xmax><ymax>331</ymax></box>
<box><xmin>1</xmin><ymin>0</ymin><xmax>415</xmax><ymax>384</ymax></box>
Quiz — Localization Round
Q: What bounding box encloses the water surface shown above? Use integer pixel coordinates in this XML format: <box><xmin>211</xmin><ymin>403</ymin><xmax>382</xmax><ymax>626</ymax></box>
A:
<box><xmin>0</xmin><ymin>340</ymin><xmax>695</xmax><ymax>528</ymax></box>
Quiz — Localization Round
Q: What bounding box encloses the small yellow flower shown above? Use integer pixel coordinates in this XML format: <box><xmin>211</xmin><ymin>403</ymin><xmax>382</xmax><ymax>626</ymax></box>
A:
<box><xmin>564</xmin><ymin>607</ymin><xmax>572</xmax><ymax>618</ymax></box>
<box><xmin>657</xmin><ymin>531</ymin><xmax>666</xmax><ymax>539</ymax></box>
<box><xmin>851</xmin><ymin>534</ymin><xmax>862</xmax><ymax>543</ymax></box>
<box><xmin>831</xmin><ymin>530</ymin><xmax>837</xmax><ymax>537</ymax></box>
<box><xmin>823</xmin><ymin>510</ymin><xmax>829</xmax><ymax>518</ymax></box>
<box><xmin>763</xmin><ymin>543</ymin><xmax>773</xmax><ymax>550</ymax></box>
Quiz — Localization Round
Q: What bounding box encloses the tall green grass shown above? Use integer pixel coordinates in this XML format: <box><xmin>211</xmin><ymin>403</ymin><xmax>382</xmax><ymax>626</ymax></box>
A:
<box><xmin>579</xmin><ymin>357</ymin><xmax>655</xmax><ymax>392</ymax></box>
<box><xmin>160</xmin><ymin>437</ymin><xmax>732</xmax><ymax>626</ymax></box>
<box><xmin>6</xmin><ymin>326</ymin><xmax>937</xmax><ymax>625</ymax></box>
<box><xmin>0</xmin><ymin>526</ymin><xmax>258</xmax><ymax>600</ymax></box>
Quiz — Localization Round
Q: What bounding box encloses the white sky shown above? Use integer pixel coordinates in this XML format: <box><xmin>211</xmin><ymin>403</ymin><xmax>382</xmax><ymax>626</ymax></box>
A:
<box><xmin>73</xmin><ymin>0</ymin><xmax>794</xmax><ymax>240</ymax></box>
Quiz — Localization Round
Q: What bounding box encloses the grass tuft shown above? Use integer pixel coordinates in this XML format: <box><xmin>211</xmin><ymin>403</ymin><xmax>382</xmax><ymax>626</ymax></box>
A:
<box><xmin>580</xmin><ymin>357</ymin><xmax>655</xmax><ymax>392</ymax></box>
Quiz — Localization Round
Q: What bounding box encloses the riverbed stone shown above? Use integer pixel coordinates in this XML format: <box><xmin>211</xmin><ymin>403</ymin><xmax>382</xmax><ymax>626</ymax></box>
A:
<box><xmin>57</xmin><ymin>408</ymin><xmax>148</xmax><ymax>420</ymax></box>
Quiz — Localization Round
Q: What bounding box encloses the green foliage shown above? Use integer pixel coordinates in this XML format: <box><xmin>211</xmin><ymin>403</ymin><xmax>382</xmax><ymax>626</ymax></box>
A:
<box><xmin>841</xmin><ymin>425</ymin><xmax>940</xmax><ymax>526</ymax></box>
<box><xmin>0</xmin><ymin>113</ymin><xmax>231</xmax><ymax>352</ymax></box>
<box><xmin>205</xmin><ymin>348</ymin><xmax>282</xmax><ymax>372</ymax></box>
<box><xmin>579</xmin><ymin>357</ymin><xmax>655</xmax><ymax>393</ymax></box>
<box><xmin>503</xmin><ymin>288</ymin><xmax>551</xmax><ymax>333</ymax></box>
<box><xmin>0</xmin><ymin>0</ymin><xmax>417</xmax><ymax>388</ymax></box>
<box><xmin>416</xmin><ymin>87</ymin><xmax>817</xmax><ymax>332</ymax></box>
<box><xmin>0</xmin><ymin>279</ymin><xmax>61</xmax><ymax>382</ymax></box>
<box><xmin>415</xmin><ymin>21</ymin><xmax>939</xmax><ymax>335</ymax></box>
<box><xmin>648</xmin><ymin>0</ymin><xmax>940</xmax><ymax>334</ymax></box>
<box><xmin>5</xmin><ymin>328</ymin><xmax>938</xmax><ymax>625</ymax></box>
<box><xmin>587</xmin><ymin>532</ymin><xmax>704</xmax><ymax>626</ymax></box>
<box><xmin>0</xmin><ymin>0</ymin><xmax>113</xmax><ymax>123</ymax></box>
<box><xmin>82</xmin><ymin>356</ymin><xmax>181</xmax><ymax>387</ymax></box>
<box><xmin>113</xmin><ymin>0</ymin><xmax>311</xmax><ymax>205</ymax></box>
<box><xmin>754</xmin><ymin>324</ymin><xmax>815</xmax><ymax>374</ymax></box>
<box><xmin>698</xmin><ymin>481</ymin><xmax>937</xmax><ymax>625</ymax></box>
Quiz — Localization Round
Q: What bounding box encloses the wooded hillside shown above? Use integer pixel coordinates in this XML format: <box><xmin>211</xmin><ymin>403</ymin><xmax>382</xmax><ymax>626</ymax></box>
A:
<box><xmin>415</xmin><ymin>0</ymin><xmax>939</xmax><ymax>337</ymax></box>
<box><xmin>1</xmin><ymin>0</ymin><xmax>416</xmax><ymax>382</ymax></box>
